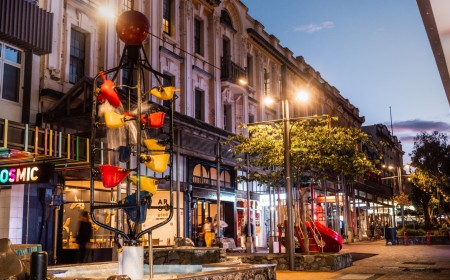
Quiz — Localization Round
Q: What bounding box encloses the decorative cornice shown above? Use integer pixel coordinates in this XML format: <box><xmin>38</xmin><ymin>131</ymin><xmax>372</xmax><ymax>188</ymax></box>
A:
<box><xmin>159</xmin><ymin>46</ymin><xmax>184</xmax><ymax>63</ymax></box>
<box><xmin>192</xmin><ymin>65</ymin><xmax>212</xmax><ymax>79</ymax></box>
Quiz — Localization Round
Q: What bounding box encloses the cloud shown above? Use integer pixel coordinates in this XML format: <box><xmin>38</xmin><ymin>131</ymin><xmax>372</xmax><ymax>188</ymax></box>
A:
<box><xmin>294</xmin><ymin>21</ymin><xmax>334</xmax><ymax>33</ymax></box>
<box><xmin>398</xmin><ymin>135</ymin><xmax>415</xmax><ymax>142</ymax></box>
<box><xmin>392</xmin><ymin>119</ymin><xmax>450</xmax><ymax>132</ymax></box>
<box><xmin>386</xmin><ymin>118</ymin><xmax>450</xmax><ymax>161</ymax></box>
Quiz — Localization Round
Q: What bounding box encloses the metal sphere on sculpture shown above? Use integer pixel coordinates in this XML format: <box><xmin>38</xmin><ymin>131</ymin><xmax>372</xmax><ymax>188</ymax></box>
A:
<box><xmin>116</xmin><ymin>11</ymin><xmax>149</xmax><ymax>45</ymax></box>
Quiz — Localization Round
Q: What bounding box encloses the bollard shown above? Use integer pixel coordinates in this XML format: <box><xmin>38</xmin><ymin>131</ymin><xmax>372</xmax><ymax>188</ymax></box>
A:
<box><xmin>30</xmin><ymin>251</ymin><xmax>47</xmax><ymax>280</ymax></box>
<box><xmin>404</xmin><ymin>231</ymin><xmax>408</xmax><ymax>246</ymax></box>
<box><xmin>426</xmin><ymin>232</ymin><xmax>431</xmax><ymax>245</ymax></box>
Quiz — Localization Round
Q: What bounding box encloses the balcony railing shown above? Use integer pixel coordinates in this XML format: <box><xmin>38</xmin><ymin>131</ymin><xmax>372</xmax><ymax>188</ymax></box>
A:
<box><xmin>41</xmin><ymin>76</ymin><xmax>95</xmax><ymax>134</ymax></box>
<box><xmin>220</xmin><ymin>56</ymin><xmax>246</xmax><ymax>84</ymax></box>
<box><xmin>192</xmin><ymin>175</ymin><xmax>231</xmax><ymax>188</ymax></box>
<box><xmin>0</xmin><ymin>0</ymin><xmax>53</xmax><ymax>55</ymax></box>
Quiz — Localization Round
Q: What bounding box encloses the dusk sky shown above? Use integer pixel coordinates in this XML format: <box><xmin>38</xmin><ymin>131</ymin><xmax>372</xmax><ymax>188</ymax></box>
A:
<box><xmin>240</xmin><ymin>0</ymin><xmax>450</xmax><ymax>164</ymax></box>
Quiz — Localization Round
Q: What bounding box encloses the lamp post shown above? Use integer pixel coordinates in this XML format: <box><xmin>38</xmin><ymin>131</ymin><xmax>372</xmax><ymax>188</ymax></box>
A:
<box><xmin>216</xmin><ymin>140</ymin><xmax>222</xmax><ymax>241</ymax></box>
<box><xmin>263</xmin><ymin>69</ymin><xmax>299</xmax><ymax>269</ymax></box>
<box><xmin>249</xmin><ymin>112</ymin><xmax>332</xmax><ymax>269</ymax></box>
<box><xmin>262</xmin><ymin>67</ymin><xmax>310</xmax><ymax>269</ymax></box>
<box><xmin>245</xmin><ymin>154</ymin><xmax>253</xmax><ymax>253</ymax></box>
<box><xmin>282</xmin><ymin>98</ymin><xmax>296</xmax><ymax>270</ymax></box>
<box><xmin>381</xmin><ymin>165</ymin><xmax>410</xmax><ymax>228</ymax></box>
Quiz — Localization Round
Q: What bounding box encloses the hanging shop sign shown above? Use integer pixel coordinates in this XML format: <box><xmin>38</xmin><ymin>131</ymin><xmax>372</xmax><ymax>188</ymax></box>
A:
<box><xmin>0</xmin><ymin>163</ymin><xmax>53</xmax><ymax>185</ymax></box>
<box><xmin>192</xmin><ymin>187</ymin><xmax>236</xmax><ymax>202</ymax></box>
<box><xmin>317</xmin><ymin>195</ymin><xmax>344</xmax><ymax>203</ymax></box>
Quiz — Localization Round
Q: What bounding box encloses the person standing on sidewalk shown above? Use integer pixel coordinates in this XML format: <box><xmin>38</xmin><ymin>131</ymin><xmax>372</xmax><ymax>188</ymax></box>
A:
<box><xmin>76</xmin><ymin>211</ymin><xmax>92</xmax><ymax>263</ymax></box>
<box><xmin>203</xmin><ymin>217</ymin><xmax>214</xmax><ymax>247</ymax></box>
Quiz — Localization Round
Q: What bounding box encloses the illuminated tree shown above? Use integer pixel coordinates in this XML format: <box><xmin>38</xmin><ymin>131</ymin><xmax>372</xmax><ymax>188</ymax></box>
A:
<box><xmin>392</xmin><ymin>191</ymin><xmax>412</xmax><ymax>228</ymax></box>
<box><xmin>228</xmin><ymin>118</ymin><xmax>376</xmax><ymax>182</ymax></box>
<box><xmin>410</xmin><ymin>131</ymin><xmax>450</xmax><ymax>227</ymax></box>
<box><xmin>410</xmin><ymin>168</ymin><xmax>445</xmax><ymax>227</ymax></box>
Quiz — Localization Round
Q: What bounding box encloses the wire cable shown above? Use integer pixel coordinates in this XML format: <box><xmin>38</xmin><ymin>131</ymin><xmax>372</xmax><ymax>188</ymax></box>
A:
<box><xmin>146</xmin><ymin>32</ymin><xmax>221</xmax><ymax>70</ymax></box>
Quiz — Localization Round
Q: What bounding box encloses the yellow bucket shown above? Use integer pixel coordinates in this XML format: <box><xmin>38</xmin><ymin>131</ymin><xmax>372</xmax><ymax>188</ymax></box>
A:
<box><xmin>143</xmin><ymin>139</ymin><xmax>166</xmax><ymax>154</ymax></box>
<box><xmin>104</xmin><ymin>111</ymin><xmax>132</xmax><ymax>129</ymax></box>
<box><xmin>130</xmin><ymin>176</ymin><xmax>158</xmax><ymax>195</ymax></box>
<box><xmin>140</xmin><ymin>153</ymin><xmax>170</xmax><ymax>173</ymax></box>
<box><xmin>150</xmin><ymin>86</ymin><xmax>180</xmax><ymax>100</ymax></box>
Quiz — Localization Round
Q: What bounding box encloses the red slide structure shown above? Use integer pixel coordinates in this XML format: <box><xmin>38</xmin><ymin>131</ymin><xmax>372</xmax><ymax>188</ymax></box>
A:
<box><xmin>312</xmin><ymin>221</ymin><xmax>343</xmax><ymax>252</ymax></box>
<box><xmin>294</xmin><ymin>221</ymin><xmax>343</xmax><ymax>253</ymax></box>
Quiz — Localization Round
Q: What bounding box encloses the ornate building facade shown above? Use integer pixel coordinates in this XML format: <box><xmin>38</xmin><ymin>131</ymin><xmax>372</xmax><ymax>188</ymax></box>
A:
<box><xmin>0</xmin><ymin>0</ymin><xmax>379</xmax><ymax>262</ymax></box>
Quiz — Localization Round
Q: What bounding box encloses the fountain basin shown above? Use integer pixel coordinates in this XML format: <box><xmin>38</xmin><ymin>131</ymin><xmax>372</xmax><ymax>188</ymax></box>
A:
<box><xmin>48</xmin><ymin>262</ymin><xmax>276</xmax><ymax>279</ymax></box>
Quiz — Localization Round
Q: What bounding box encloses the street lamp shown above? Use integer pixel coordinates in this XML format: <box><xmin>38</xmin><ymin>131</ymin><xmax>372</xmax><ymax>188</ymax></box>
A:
<box><xmin>381</xmin><ymin>164</ymin><xmax>411</xmax><ymax>228</ymax></box>
<box><xmin>247</xmin><ymin>111</ymin><xmax>332</xmax><ymax>269</ymax></box>
<box><xmin>98</xmin><ymin>4</ymin><xmax>117</xmax><ymax>70</ymax></box>
<box><xmin>263</xmin><ymin>78</ymin><xmax>310</xmax><ymax>270</ymax></box>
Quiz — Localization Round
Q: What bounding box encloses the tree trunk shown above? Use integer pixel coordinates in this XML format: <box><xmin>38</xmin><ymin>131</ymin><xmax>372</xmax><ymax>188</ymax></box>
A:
<box><xmin>423</xmin><ymin>201</ymin><xmax>431</xmax><ymax>228</ymax></box>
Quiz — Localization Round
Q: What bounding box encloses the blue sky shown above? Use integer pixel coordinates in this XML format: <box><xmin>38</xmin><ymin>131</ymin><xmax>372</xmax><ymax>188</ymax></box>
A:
<box><xmin>240</xmin><ymin>0</ymin><xmax>450</xmax><ymax>164</ymax></box>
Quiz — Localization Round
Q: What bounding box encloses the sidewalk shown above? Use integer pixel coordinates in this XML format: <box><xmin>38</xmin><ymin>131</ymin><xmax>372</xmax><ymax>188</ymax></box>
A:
<box><xmin>277</xmin><ymin>239</ymin><xmax>450</xmax><ymax>279</ymax></box>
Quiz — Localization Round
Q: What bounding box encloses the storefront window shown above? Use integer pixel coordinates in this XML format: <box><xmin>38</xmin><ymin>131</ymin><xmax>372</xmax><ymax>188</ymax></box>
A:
<box><xmin>236</xmin><ymin>198</ymin><xmax>259</xmax><ymax>247</ymax></box>
<box><xmin>62</xmin><ymin>186</ymin><xmax>115</xmax><ymax>249</ymax></box>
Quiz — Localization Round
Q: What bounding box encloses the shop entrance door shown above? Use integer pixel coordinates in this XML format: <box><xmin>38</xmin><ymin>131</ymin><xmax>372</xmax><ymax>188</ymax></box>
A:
<box><xmin>192</xmin><ymin>199</ymin><xmax>234</xmax><ymax>246</ymax></box>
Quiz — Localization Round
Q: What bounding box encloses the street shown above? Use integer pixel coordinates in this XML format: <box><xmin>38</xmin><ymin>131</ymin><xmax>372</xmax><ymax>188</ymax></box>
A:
<box><xmin>277</xmin><ymin>240</ymin><xmax>450</xmax><ymax>280</ymax></box>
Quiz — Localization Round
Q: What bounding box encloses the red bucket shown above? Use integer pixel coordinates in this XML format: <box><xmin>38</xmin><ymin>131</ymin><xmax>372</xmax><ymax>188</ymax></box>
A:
<box><xmin>97</xmin><ymin>72</ymin><xmax>121</xmax><ymax>108</ymax></box>
<box><xmin>99</xmin><ymin>165</ymin><xmax>130</xmax><ymax>188</ymax></box>
<box><xmin>140</xmin><ymin>112</ymin><xmax>165</xmax><ymax>128</ymax></box>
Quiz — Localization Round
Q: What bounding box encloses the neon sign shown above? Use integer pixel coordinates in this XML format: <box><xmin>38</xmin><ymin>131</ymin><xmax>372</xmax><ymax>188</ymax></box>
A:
<box><xmin>0</xmin><ymin>164</ymin><xmax>52</xmax><ymax>185</ymax></box>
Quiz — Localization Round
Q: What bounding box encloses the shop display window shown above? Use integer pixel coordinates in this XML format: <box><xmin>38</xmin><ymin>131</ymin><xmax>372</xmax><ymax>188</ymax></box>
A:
<box><xmin>62</xmin><ymin>187</ymin><xmax>115</xmax><ymax>249</ymax></box>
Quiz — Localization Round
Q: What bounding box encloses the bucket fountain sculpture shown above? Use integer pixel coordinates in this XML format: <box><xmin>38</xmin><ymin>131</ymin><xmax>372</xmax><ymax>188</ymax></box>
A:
<box><xmin>87</xmin><ymin>9</ymin><xmax>176</xmax><ymax>280</ymax></box>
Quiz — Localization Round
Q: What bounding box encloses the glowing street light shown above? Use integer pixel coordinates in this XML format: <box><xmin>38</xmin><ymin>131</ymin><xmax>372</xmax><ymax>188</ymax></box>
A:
<box><xmin>261</xmin><ymin>83</ymin><xmax>310</xmax><ymax>270</ymax></box>
<box><xmin>98</xmin><ymin>5</ymin><xmax>116</xmax><ymax>20</ymax></box>
<box><xmin>381</xmin><ymin>164</ymin><xmax>411</xmax><ymax>228</ymax></box>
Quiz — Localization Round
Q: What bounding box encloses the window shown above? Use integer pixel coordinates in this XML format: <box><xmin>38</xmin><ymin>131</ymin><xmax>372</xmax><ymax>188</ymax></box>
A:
<box><xmin>163</xmin><ymin>0</ymin><xmax>171</xmax><ymax>35</ymax></box>
<box><xmin>122</xmin><ymin>0</ymin><xmax>132</xmax><ymax>11</ymax></box>
<box><xmin>221</xmin><ymin>170</ymin><xmax>231</xmax><ymax>188</ymax></box>
<box><xmin>0</xmin><ymin>43</ymin><xmax>22</xmax><ymax>103</ymax></box>
<box><xmin>264</xmin><ymin>68</ymin><xmax>270</xmax><ymax>97</ymax></box>
<box><xmin>237</xmin><ymin>170</ymin><xmax>249</xmax><ymax>191</ymax></box>
<box><xmin>194</xmin><ymin>89</ymin><xmax>204</xmax><ymax>120</ymax></box>
<box><xmin>194</xmin><ymin>18</ymin><xmax>203</xmax><ymax>55</ymax></box>
<box><xmin>247</xmin><ymin>55</ymin><xmax>253</xmax><ymax>86</ymax></box>
<box><xmin>69</xmin><ymin>29</ymin><xmax>86</xmax><ymax>84</ymax></box>
<box><xmin>220</xmin><ymin>10</ymin><xmax>234</xmax><ymax>30</ymax></box>
<box><xmin>224</xmin><ymin>104</ymin><xmax>232</xmax><ymax>131</ymax></box>
<box><xmin>248</xmin><ymin>114</ymin><xmax>255</xmax><ymax>124</ymax></box>
<box><xmin>222</xmin><ymin>38</ymin><xmax>230</xmax><ymax>58</ymax></box>
<box><xmin>193</xmin><ymin>164</ymin><xmax>209</xmax><ymax>184</ymax></box>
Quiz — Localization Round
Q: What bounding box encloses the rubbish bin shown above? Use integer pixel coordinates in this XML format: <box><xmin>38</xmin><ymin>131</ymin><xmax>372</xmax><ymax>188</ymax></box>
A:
<box><xmin>385</xmin><ymin>227</ymin><xmax>397</xmax><ymax>245</ymax></box>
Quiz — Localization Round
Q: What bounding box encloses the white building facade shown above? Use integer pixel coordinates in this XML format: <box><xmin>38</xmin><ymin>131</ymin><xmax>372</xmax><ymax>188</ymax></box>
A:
<box><xmin>0</xmin><ymin>0</ymin><xmax>373</xmax><ymax>262</ymax></box>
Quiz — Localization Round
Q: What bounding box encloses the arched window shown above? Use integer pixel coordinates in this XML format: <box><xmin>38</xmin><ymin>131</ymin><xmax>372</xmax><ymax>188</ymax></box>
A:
<box><xmin>220</xmin><ymin>10</ymin><xmax>234</xmax><ymax>30</ymax></box>
<box><xmin>193</xmin><ymin>164</ymin><xmax>209</xmax><ymax>184</ymax></box>
<box><xmin>221</xmin><ymin>170</ymin><xmax>231</xmax><ymax>188</ymax></box>
<box><xmin>211</xmin><ymin>167</ymin><xmax>218</xmax><ymax>184</ymax></box>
